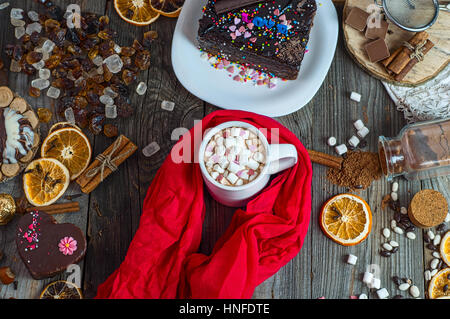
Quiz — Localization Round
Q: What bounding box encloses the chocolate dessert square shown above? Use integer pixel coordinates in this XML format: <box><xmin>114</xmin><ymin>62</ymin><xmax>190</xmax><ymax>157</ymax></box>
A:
<box><xmin>197</xmin><ymin>0</ymin><xmax>317</xmax><ymax>80</ymax></box>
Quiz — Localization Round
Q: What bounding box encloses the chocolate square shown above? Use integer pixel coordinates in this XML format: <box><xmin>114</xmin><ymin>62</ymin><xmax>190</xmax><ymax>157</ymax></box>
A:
<box><xmin>365</xmin><ymin>20</ymin><xmax>389</xmax><ymax>40</ymax></box>
<box><xmin>345</xmin><ymin>7</ymin><xmax>370</xmax><ymax>32</ymax></box>
<box><xmin>364</xmin><ymin>38</ymin><xmax>390</xmax><ymax>63</ymax></box>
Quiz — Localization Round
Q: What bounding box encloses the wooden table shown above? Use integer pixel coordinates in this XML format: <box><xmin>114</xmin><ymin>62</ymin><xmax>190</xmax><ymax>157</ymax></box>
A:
<box><xmin>0</xmin><ymin>0</ymin><xmax>448</xmax><ymax>299</ymax></box>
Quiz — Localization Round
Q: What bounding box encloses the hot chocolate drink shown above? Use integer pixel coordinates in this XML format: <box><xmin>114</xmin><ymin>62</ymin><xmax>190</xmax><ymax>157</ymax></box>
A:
<box><xmin>203</xmin><ymin>126</ymin><xmax>266</xmax><ymax>186</ymax></box>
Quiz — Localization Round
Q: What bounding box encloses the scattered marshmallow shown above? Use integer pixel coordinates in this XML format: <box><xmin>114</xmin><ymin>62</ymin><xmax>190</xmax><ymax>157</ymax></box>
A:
<box><xmin>353</xmin><ymin>119</ymin><xmax>365</xmax><ymax>131</ymax></box>
<box><xmin>370</xmin><ymin>278</ymin><xmax>381</xmax><ymax>290</ymax></box>
<box><xmin>359</xmin><ymin>294</ymin><xmax>368</xmax><ymax>299</ymax></box>
<box><xmin>327</xmin><ymin>136</ymin><xmax>337</xmax><ymax>147</ymax></box>
<box><xmin>235</xmin><ymin>179</ymin><xmax>244</xmax><ymax>186</ymax></box>
<box><xmin>247</xmin><ymin>159</ymin><xmax>260</xmax><ymax>170</ymax></box>
<box><xmin>227</xmin><ymin>161</ymin><xmax>241</xmax><ymax>174</ymax></box>
<box><xmin>350</xmin><ymin>92</ymin><xmax>361</xmax><ymax>102</ymax></box>
<box><xmin>335</xmin><ymin>144</ymin><xmax>348</xmax><ymax>156</ymax></box>
<box><xmin>362</xmin><ymin>272</ymin><xmax>374</xmax><ymax>285</ymax></box>
<box><xmin>253</xmin><ymin>151</ymin><xmax>266</xmax><ymax>163</ymax></box>
<box><xmin>376</xmin><ymin>288</ymin><xmax>389</xmax><ymax>299</ymax></box>
<box><xmin>213</xmin><ymin>164</ymin><xmax>225</xmax><ymax>174</ymax></box>
<box><xmin>348</xmin><ymin>135</ymin><xmax>360</xmax><ymax>148</ymax></box>
<box><xmin>346</xmin><ymin>254</ymin><xmax>358</xmax><ymax>265</ymax></box>
<box><xmin>231</xmin><ymin>127</ymin><xmax>241</xmax><ymax>137</ymax></box>
<box><xmin>357</xmin><ymin>127</ymin><xmax>370</xmax><ymax>139</ymax></box>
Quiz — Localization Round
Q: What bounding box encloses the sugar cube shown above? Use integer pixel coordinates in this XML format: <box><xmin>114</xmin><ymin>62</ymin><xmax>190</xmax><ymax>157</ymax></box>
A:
<box><xmin>346</xmin><ymin>254</ymin><xmax>358</xmax><ymax>265</ymax></box>
<box><xmin>350</xmin><ymin>92</ymin><xmax>361</xmax><ymax>102</ymax></box>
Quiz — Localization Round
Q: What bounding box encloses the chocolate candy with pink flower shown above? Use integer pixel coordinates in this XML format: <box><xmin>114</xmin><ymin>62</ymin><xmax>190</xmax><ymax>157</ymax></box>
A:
<box><xmin>16</xmin><ymin>211</ymin><xmax>87</xmax><ymax>280</ymax></box>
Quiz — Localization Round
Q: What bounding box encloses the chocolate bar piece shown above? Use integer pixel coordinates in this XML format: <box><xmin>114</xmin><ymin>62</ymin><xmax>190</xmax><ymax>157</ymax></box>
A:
<box><xmin>214</xmin><ymin>0</ymin><xmax>266</xmax><ymax>14</ymax></box>
<box><xmin>365</xmin><ymin>20</ymin><xmax>389</xmax><ymax>40</ymax></box>
<box><xmin>365</xmin><ymin>38</ymin><xmax>390</xmax><ymax>63</ymax></box>
<box><xmin>198</xmin><ymin>0</ymin><xmax>317</xmax><ymax>80</ymax></box>
<box><xmin>345</xmin><ymin>7</ymin><xmax>370</xmax><ymax>32</ymax></box>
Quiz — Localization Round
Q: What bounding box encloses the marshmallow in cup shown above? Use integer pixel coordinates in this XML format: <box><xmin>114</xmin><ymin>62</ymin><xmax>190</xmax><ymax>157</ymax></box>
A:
<box><xmin>199</xmin><ymin>121</ymin><xmax>298</xmax><ymax>207</ymax></box>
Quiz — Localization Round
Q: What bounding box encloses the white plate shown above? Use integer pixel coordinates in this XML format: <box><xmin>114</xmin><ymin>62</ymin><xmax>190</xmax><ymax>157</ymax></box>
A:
<box><xmin>171</xmin><ymin>0</ymin><xmax>339</xmax><ymax>117</ymax></box>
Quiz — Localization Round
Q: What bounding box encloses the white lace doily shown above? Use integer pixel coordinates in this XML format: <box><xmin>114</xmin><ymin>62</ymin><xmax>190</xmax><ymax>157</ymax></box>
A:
<box><xmin>382</xmin><ymin>64</ymin><xmax>450</xmax><ymax>123</ymax></box>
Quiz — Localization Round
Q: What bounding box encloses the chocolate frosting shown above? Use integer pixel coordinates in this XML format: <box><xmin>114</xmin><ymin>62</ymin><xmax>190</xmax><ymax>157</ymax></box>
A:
<box><xmin>198</xmin><ymin>0</ymin><xmax>317</xmax><ymax>77</ymax></box>
<box><xmin>16</xmin><ymin>211</ymin><xmax>87</xmax><ymax>280</ymax></box>
<box><xmin>214</xmin><ymin>0</ymin><xmax>266</xmax><ymax>14</ymax></box>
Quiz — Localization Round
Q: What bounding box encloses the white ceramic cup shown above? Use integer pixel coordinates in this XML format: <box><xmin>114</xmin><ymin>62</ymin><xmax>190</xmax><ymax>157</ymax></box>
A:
<box><xmin>198</xmin><ymin>121</ymin><xmax>298</xmax><ymax>207</ymax></box>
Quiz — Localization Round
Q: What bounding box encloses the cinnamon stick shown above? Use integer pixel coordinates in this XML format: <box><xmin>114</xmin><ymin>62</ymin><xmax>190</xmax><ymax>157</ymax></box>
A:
<box><xmin>394</xmin><ymin>39</ymin><xmax>434</xmax><ymax>81</ymax></box>
<box><xmin>387</xmin><ymin>31</ymin><xmax>429</xmax><ymax>75</ymax></box>
<box><xmin>308</xmin><ymin>150</ymin><xmax>343</xmax><ymax>170</ymax></box>
<box><xmin>381</xmin><ymin>47</ymin><xmax>402</xmax><ymax>69</ymax></box>
<box><xmin>76</xmin><ymin>135</ymin><xmax>131</xmax><ymax>189</ymax></box>
<box><xmin>77</xmin><ymin>136</ymin><xmax>138</xmax><ymax>194</ymax></box>
<box><xmin>26</xmin><ymin>201</ymin><xmax>80</xmax><ymax>215</ymax></box>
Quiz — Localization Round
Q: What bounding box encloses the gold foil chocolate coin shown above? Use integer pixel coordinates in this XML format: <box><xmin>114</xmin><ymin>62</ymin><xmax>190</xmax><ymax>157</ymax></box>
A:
<box><xmin>0</xmin><ymin>194</ymin><xmax>16</xmax><ymax>225</ymax></box>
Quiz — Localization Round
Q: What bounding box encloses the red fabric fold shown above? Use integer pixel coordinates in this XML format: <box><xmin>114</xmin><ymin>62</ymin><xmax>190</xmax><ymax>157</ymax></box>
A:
<box><xmin>95</xmin><ymin>110</ymin><xmax>312</xmax><ymax>299</ymax></box>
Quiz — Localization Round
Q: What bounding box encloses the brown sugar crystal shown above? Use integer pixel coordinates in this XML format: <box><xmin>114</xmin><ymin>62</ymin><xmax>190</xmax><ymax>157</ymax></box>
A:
<box><xmin>326</xmin><ymin>151</ymin><xmax>382</xmax><ymax>190</ymax></box>
<box><xmin>408</xmin><ymin>189</ymin><xmax>448</xmax><ymax>228</ymax></box>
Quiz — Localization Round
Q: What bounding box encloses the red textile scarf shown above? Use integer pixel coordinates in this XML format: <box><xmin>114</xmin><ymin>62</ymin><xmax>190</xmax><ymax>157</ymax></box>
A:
<box><xmin>95</xmin><ymin>110</ymin><xmax>312</xmax><ymax>299</ymax></box>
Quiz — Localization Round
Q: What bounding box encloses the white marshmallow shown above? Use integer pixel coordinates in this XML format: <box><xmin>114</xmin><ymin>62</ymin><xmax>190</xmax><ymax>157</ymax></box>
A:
<box><xmin>227</xmin><ymin>153</ymin><xmax>237</xmax><ymax>162</ymax></box>
<box><xmin>215</xmin><ymin>145</ymin><xmax>226</xmax><ymax>156</ymax></box>
<box><xmin>227</xmin><ymin>161</ymin><xmax>241</xmax><ymax>174</ymax></box>
<box><xmin>235</xmin><ymin>179</ymin><xmax>244</xmax><ymax>186</ymax></box>
<box><xmin>218</xmin><ymin>157</ymin><xmax>229</xmax><ymax>169</ymax></box>
<box><xmin>327</xmin><ymin>136</ymin><xmax>337</xmax><ymax>146</ymax></box>
<box><xmin>225</xmin><ymin>137</ymin><xmax>236</xmax><ymax>148</ymax></box>
<box><xmin>210</xmin><ymin>171</ymin><xmax>219</xmax><ymax>180</ymax></box>
<box><xmin>248</xmin><ymin>131</ymin><xmax>257</xmax><ymax>140</ymax></box>
<box><xmin>213</xmin><ymin>133</ymin><xmax>222</xmax><ymax>141</ymax></box>
<box><xmin>245</xmin><ymin>139</ymin><xmax>254</xmax><ymax>148</ymax></box>
<box><xmin>221</xmin><ymin>177</ymin><xmax>232</xmax><ymax>186</ymax></box>
<box><xmin>247</xmin><ymin>159</ymin><xmax>260</xmax><ymax>170</ymax></box>
<box><xmin>239</xmin><ymin>129</ymin><xmax>250</xmax><ymax>139</ymax></box>
<box><xmin>370</xmin><ymin>278</ymin><xmax>381</xmax><ymax>290</ymax></box>
<box><xmin>353</xmin><ymin>119</ymin><xmax>365</xmax><ymax>131</ymax></box>
<box><xmin>253</xmin><ymin>152</ymin><xmax>266</xmax><ymax>163</ymax></box>
<box><xmin>237</xmin><ymin>169</ymin><xmax>250</xmax><ymax>180</ymax></box>
<box><xmin>363</xmin><ymin>271</ymin><xmax>374</xmax><ymax>285</ymax></box>
<box><xmin>215</xmin><ymin>136</ymin><xmax>224</xmax><ymax>146</ymax></box>
<box><xmin>239</xmin><ymin>149</ymin><xmax>251</xmax><ymax>165</ymax></box>
<box><xmin>226</xmin><ymin>172</ymin><xmax>239</xmax><ymax>185</ymax></box>
<box><xmin>231</xmin><ymin>145</ymin><xmax>242</xmax><ymax>156</ymax></box>
<box><xmin>231</xmin><ymin>127</ymin><xmax>241</xmax><ymax>137</ymax></box>
<box><xmin>335</xmin><ymin>144</ymin><xmax>348</xmax><ymax>156</ymax></box>
<box><xmin>346</xmin><ymin>254</ymin><xmax>358</xmax><ymax>265</ymax></box>
<box><xmin>350</xmin><ymin>91</ymin><xmax>361</xmax><ymax>102</ymax></box>
<box><xmin>376</xmin><ymin>288</ymin><xmax>389</xmax><ymax>299</ymax></box>
<box><xmin>205</xmin><ymin>159</ymin><xmax>214</xmax><ymax>168</ymax></box>
<box><xmin>357</xmin><ymin>127</ymin><xmax>370</xmax><ymax>139</ymax></box>
<box><xmin>249</xmin><ymin>174</ymin><xmax>257</xmax><ymax>182</ymax></box>
<box><xmin>235</xmin><ymin>136</ymin><xmax>245</xmax><ymax>148</ymax></box>
<box><xmin>391</xmin><ymin>182</ymin><xmax>399</xmax><ymax>192</ymax></box>
<box><xmin>348</xmin><ymin>135</ymin><xmax>360</xmax><ymax>148</ymax></box>
<box><xmin>213</xmin><ymin>164</ymin><xmax>225</xmax><ymax>174</ymax></box>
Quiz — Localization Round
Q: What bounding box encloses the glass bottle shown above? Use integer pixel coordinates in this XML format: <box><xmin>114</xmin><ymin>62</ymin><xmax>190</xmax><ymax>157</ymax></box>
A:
<box><xmin>378</xmin><ymin>117</ymin><xmax>450</xmax><ymax>181</ymax></box>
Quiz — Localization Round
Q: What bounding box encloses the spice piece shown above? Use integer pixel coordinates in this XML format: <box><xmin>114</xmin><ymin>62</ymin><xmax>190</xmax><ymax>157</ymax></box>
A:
<box><xmin>408</xmin><ymin>189</ymin><xmax>448</xmax><ymax>228</ymax></box>
<box><xmin>307</xmin><ymin>149</ymin><xmax>343</xmax><ymax>170</ymax></box>
<box><xmin>326</xmin><ymin>151</ymin><xmax>382</xmax><ymax>190</ymax></box>
<box><xmin>345</xmin><ymin>7</ymin><xmax>369</xmax><ymax>32</ymax></box>
<box><xmin>76</xmin><ymin>135</ymin><xmax>137</xmax><ymax>193</ymax></box>
<box><xmin>26</xmin><ymin>202</ymin><xmax>80</xmax><ymax>215</ymax></box>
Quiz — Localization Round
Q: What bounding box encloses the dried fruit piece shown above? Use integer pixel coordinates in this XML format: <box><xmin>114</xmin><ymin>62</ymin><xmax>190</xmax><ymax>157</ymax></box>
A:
<box><xmin>150</xmin><ymin>0</ymin><xmax>184</xmax><ymax>18</ymax></box>
<box><xmin>114</xmin><ymin>0</ymin><xmax>160</xmax><ymax>26</ymax></box>
<box><xmin>23</xmin><ymin>158</ymin><xmax>70</xmax><ymax>206</ymax></box>
<box><xmin>103</xmin><ymin>124</ymin><xmax>118</xmax><ymax>138</ymax></box>
<box><xmin>320</xmin><ymin>194</ymin><xmax>372</xmax><ymax>246</ymax></box>
<box><xmin>40</xmin><ymin>280</ymin><xmax>83</xmax><ymax>299</ymax></box>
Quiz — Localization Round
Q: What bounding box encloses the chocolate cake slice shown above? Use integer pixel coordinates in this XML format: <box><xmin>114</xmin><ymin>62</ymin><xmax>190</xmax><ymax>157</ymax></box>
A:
<box><xmin>198</xmin><ymin>0</ymin><xmax>317</xmax><ymax>80</ymax></box>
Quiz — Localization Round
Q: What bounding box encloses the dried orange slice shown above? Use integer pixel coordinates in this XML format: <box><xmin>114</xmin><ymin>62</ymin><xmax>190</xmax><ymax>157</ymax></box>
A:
<box><xmin>441</xmin><ymin>231</ymin><xmax>450</xmax><ymax>267</ymax></box>
<box><xmin>320</xmin><ymin>194</ymin><xmax>372</xmax><ymax>246</ymax></box>
<box><xmin>114</xmin><ymin>0</ymin><xmax>160</xmax><ymax>26</ymax></box>
<box><xmin>428</xmin><ymin>268</ymin><xmax>450</xmax><ymax>299</ymax></box>
<box><xmin>40</xmin><ymin>280</ymin><xmax>83</xmax><ymax>299</ymax></box>
<box><xmin>23</xmin><ymin>158</ymin><xmax>70</xmax><ymax>206</ymax></box>
<box><xmin>49</xmin><ymin>122</ymin><xmax>81</xmax><ymax>134</ymax></box>
<box><xmin>41</xmin><ymin>128</ymin><xmax>92</xmax><ymax>181</ymax></box>
<box><xmin>150</xmin><ymin>0</ymin><xmax>184</xmax><ymax>18</ymax></box>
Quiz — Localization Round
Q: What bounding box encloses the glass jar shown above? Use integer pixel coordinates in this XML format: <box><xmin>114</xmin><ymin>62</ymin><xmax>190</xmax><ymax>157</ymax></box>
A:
<box><xmin>378</xmin><ymin>118</ymin><xmax>450</xmax><ymax>181</ymax></box>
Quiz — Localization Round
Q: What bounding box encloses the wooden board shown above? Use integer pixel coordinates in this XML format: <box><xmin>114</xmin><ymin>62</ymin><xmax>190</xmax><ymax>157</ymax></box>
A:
<box><xmin>343</xmin><ymin>0</ymin><xmax>450</xmax><ymax>86</ymax></box>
